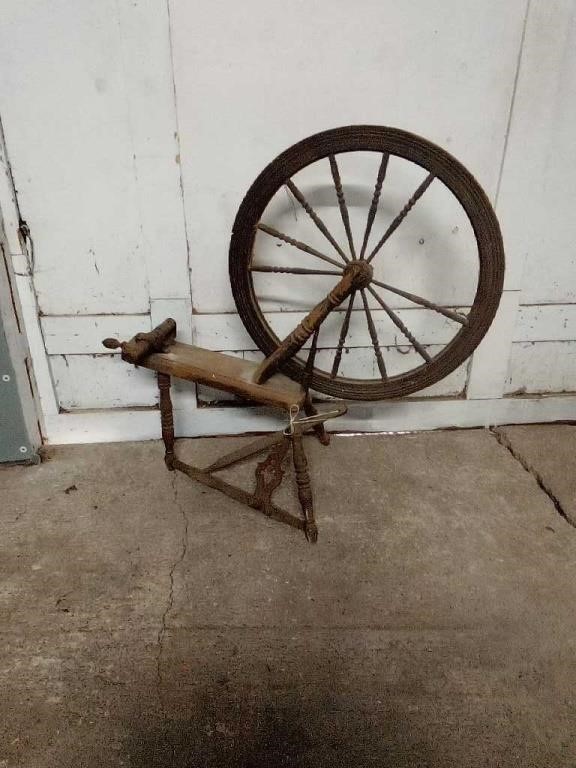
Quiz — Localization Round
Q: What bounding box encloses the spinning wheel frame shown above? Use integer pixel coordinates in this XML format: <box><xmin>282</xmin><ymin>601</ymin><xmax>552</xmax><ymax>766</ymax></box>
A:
<box><xmin>230</xmin><ymin>126</ymin><xmax>505</xmax><ymax>400</ymax></box>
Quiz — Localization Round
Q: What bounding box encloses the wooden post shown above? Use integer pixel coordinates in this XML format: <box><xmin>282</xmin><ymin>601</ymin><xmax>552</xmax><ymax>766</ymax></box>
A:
<box><xmin>253</xmin><ymin>261</ymin><xmax>372</xmax><ymax>384</ymax></box>
<box><xmin>158</xmin><ymin>372</ymin><xmax>175</xmax><ymax>470</ymax></box>
<box><xmin>292</xmin><ymin>431</ymin><xmax>317</xmax><ymax>543</ymax></box>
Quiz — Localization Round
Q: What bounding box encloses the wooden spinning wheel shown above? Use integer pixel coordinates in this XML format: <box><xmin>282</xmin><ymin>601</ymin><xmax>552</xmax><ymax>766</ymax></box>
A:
<box><xmin>230</xmin><ymin>125</ymin><xmax>504</xmax><ymax>400</ymax></box>
<box><xmin>104</xmin><ymin>126</ymin><xmax>504</xmax><ymax>542</ymax></box>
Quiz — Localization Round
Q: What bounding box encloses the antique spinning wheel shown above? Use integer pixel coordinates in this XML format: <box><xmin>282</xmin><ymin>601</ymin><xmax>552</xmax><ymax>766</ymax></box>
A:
<box><xmin>230</xmin><ymin>126</ymin><xmax>504</xmax><ymax>400</ymax></box>
<box><xmin>105</xmin><ymin>126</ymin><xmax>505</xmax><ymax>542</ymax></box>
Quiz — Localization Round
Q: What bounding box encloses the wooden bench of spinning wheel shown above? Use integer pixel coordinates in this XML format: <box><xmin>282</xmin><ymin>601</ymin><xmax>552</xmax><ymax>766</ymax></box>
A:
<box><xmin>103</xmin><ymin>125</ymin><xmax>504</xmax><ymax>543</ymax></box>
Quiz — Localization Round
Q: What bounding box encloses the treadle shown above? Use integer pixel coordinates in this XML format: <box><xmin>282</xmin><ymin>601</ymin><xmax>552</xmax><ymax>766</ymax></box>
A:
<box><xmin>171</xmin><ymin>443</ymin><xmax>307</xmax><ymax>535</ymax></box>
<box><xmin>143</xmin><ymin>342</ymin><xmax>305</xmax><ymax>411</ymax></box>
<box><xmin>166</xmin><ymin>403</ymin><xmax>346</xmax><ymax>543</ymax></box>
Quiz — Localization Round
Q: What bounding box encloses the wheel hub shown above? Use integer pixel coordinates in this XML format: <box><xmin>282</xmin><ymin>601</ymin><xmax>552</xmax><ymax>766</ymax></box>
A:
<box><xmin>344</xmin><ymin>259</ymin><xmax>373</xmax><ymax>290</ymax></box>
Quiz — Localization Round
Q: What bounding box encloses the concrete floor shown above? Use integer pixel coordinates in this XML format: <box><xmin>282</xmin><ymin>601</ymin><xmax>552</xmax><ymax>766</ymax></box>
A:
<box><xmin>1</xmin><ymin>425</ymin><xmax>576</xmax><ymax>767</ymax></box>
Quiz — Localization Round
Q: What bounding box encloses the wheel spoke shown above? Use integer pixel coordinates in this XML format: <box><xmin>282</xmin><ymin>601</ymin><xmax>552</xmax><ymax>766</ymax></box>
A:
<box><xmin>285</xmin><ymin>179</ymin><xmax>350</xmax><ymax>263</ymax></box>
<box><xmin>331</xmin><ymin>291</ymin><xmax>356</xmax><ymax>378</ymax></box>
<box><xmin>328</xmin><ymin>155</ymin><xmax>357</xmax><ymax>259</ymax></box>
<box><xmin>360</xmin><ymin>289</ymin><xmax>388</xmax><ymax>378</ymax></box>
<box><xmin>366</xmin><ymin>173</ymin><xmax>435</xmax><ymax>263</ymax></box>
<box><xmin>257</xmin><ymin>223</ymin><xmax>343</xmax><ymax>269</ymax></box>
<box><xmin>303</xmin><ymin>326</ymin><xmax>320</xmax><ymax>391</ymax></box>
<box><xmin>367</xmin><ymin>286</ymin><xmax>432</xmax><ymax>362</ymax></box>
<box><xmin>359</xmin><ymin>153</ymin><xmax>390</xmax><ymax>260</ymax></box>
<box><xmin>250</xmin><ymin>265</ymin><xmax>343</xmax><ymax>276</ymax></box>
<box><xmin>371</xmin><ymin>278</ymin><xmax>468</xmax><ymax>325</ymax></box>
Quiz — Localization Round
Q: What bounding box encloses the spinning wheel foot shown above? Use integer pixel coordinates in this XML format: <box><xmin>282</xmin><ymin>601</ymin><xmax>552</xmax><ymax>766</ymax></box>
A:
<box><xmin>305</xmin><ymin>520</ymin><xmax>318</xmax><ymax>544</ymax></box>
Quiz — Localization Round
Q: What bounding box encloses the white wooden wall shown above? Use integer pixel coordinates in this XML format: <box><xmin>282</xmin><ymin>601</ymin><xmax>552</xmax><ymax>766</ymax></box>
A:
<box><xmin>0</xmin><ymin>0</ymin><xmax>574</xmax><ymax>444</ymax></box>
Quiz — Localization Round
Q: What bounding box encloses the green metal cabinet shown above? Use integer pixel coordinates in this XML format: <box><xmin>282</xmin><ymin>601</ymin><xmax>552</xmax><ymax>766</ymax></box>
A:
<box><xmin>0</xmin><ymin>314</ymin><xmax>35</xmax><ymax>462</ymax></box>
<box><xmin>0</xmin><ymin>235</ymin><xmax>40</xmax><ymax>463</ymax></box>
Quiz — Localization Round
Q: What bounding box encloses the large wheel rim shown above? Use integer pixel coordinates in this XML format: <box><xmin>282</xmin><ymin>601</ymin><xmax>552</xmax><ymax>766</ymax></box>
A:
<box><xmin>230</xmin><ymin>125</ymin><xmax>504</xmax><ymax>400</ymax></box>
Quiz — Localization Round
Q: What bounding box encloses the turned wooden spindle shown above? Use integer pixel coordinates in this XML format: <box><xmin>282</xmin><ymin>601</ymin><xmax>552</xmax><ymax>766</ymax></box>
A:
<box><xmin>253</xmin><ymin>261</ymin><xmax>373</xmax><ymax>384</ymax></box>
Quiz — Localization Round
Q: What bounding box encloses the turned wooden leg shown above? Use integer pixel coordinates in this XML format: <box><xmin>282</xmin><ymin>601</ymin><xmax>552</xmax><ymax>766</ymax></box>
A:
<box><xmin>304</xmin><ymin>393</ymin><xmax>330</xmax><ymax>446</ymax></box>
<box><xmin>291</xmin><ymin>432</ymin><xmax>317</xmax><ymax>543</ymax></box>
<box><xmin>158</xmin><ymin>373</ymin><xmax>175</xmax><ymax>470</ymax></box>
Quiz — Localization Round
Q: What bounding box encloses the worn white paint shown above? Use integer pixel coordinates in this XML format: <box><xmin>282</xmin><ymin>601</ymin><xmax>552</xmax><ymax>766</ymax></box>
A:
<box><xmin>171</xmin><ymin>0</ymin><xmax>527</xmax><ymax>314</ymax></box>
<box><xmin>50</xmin><ymin>355</ymin><xmax>157</xmax><ymax>410</ymax></box>
<box><xmin>0</xmin><ymin>120</ymin><xmax>58</xmax><ymax>422</ymax></box>
<box><xmin>41</xmin><ymin>315</ymin><xmax>152</xmax><ymax>356</ymax></box>
<box><xmin>506</xmin><ymin>341</ymin><xmax>576</xmax><ymax>394</ymax></box>
<box><xmin>466</xmin><ymin>291</ymin><xmax>521</xmax><ymax>399</ymax></box>
<box><xmin>44</xmin><ymin>394</ymin><xmax>576</xmax><ymax>446</ymax></box>
<box><xmin>115</xmin><ymin>0</ymin><xmax>190</xmax><ymax>301</ymax></box>
<box><xmin>192</xmin><ymin>308</ymin><xmax>470</xmax><ymax>353</ymax></box>
<box><xmin>0</xmin><ymin>0</ymin><xmax>575</xmax><ymax>443</ymax></box>
<box><xmin>44</xmin><ymin>408</ymin><xmax>162</xmax><ymax>446</ymax></box>
<box><xmin>0</xmin><ymin>1</ymin><xmax>150</xmax><ymax>315</ymax></box>
<box><xmin>496</xmin><ymin>0</ymin><xmax>576</xmax><ymax>298</ymax></box>
<box><xmin>38</xmin><ymin>303</ymin><xmax>576</xmax><ymax>355</ymax></box>
<box><xmin>11</xmin><ymin>276</ymin><xmax>59</xmax><ymax>419</ymax></box>
<box><xmin>515</xmin><ymin>304</ymin><xmax>576</xmax><ymax>342</ymax></box>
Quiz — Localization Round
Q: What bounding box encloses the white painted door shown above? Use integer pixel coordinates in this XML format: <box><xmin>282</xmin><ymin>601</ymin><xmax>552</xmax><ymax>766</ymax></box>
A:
<box><xmin>0</xmin><ymin>0</ymin><xmax>575</xmax><ymax>443</ymax></box>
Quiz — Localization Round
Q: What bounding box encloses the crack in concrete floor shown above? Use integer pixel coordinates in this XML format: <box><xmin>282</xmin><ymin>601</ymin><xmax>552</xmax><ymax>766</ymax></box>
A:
<box><xmin>2</xmin><ymin>429</ymin><xmax>576</xmax><ymax>767</ymax></box>
<box><xmin>156</xmin><ymin>469</ymin><xmax>189</xmax><ymax>715</ymax></box>
<box><xmin>491</xmin><ymin>425</ymin><xmax>575</xmax><ymax>528</ymax></box>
